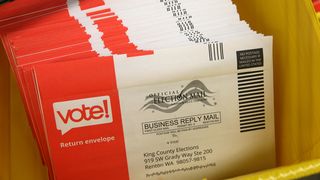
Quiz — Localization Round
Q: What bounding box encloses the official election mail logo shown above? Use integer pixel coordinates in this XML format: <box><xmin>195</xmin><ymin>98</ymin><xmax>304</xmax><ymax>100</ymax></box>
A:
<box><xmin>53</xmin><ymin>96</ymin><xmax>113</xmax><ymax>135</ymax></box>
<box><xmin>142</xmin><ymin>80</ymin><xmax>214</xmax><ymax>113</ymax></box>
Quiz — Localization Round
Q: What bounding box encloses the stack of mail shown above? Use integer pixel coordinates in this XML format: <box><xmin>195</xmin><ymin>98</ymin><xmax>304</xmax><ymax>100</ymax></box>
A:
<box><xmin>0</xmin><ymin>0</ymin><xmax>275</xmax><ymax>179</ymax></box>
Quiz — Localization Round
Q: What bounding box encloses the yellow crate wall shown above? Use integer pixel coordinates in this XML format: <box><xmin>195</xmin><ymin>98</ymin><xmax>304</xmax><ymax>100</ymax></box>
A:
<box><xmin>0</xmin><ymin>42</ymin><xmax>48</xmax><ymax>180</ymax></box>
<box><xmin>233</xmin><ymin>0</ymin><xmax>320</xmax><ymax>165</ymax></box>
<box><xmin>9</xmin><ymin>72</ymin><xmax>48</xmax><ymax>180</ymax></box>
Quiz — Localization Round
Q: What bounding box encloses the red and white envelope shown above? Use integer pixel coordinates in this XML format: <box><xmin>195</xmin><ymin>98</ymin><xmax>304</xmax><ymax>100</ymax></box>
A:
<box><xmin>32</xmin><ymin>37</ymin><xmax>275</xmax><ymax>180</ymax></box>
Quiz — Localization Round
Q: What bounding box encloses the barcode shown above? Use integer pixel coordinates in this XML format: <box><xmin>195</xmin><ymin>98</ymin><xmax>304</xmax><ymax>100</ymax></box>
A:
<box><xmin>208</xmin><ymin>42</ymin><xmax>224</xmax><ymax>61</ymax></box>
<box><xmin>238</xmin><ymin>70</ymin><xmax>266</xmax><ymax>133</ymax></box>
<box><xmin>160</xmin><ymin>0</ymin><xmax>211</xmax><ymax>44</ymax></box>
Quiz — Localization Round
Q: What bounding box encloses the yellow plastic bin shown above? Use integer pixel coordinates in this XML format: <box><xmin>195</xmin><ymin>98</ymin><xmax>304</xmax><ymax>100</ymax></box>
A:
<box><xmin>232</xmin><ymin>0</ymin><xmax>320</xmax><ymax>165</ymax></box>
<box><xmin>1</xmin><ymin>0</ymin><xmax>320</xmax><ymax>179</ymax></box>
<box><xmin>233</xmin><ymin>158</ymin><xmax>320</xmax><ymax>179</ymax></box>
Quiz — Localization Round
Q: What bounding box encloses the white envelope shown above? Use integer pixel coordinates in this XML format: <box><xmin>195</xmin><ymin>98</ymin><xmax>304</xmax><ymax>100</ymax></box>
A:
<box><xmin>113</xmin><ymin>36</ymin><xmax>275</xmax><ymax>179</ymax></box>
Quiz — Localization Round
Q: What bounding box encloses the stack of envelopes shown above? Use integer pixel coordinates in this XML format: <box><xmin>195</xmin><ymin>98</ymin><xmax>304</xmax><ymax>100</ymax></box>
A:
<box><xmin>0</xmin><ymin>0</ymin><xmax>276</xmax><ymax>179</ymax></box>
